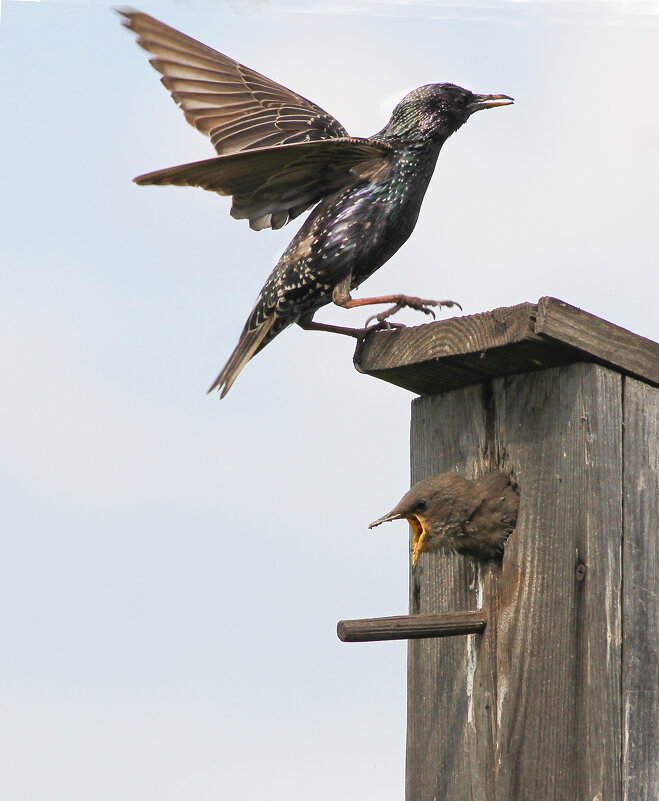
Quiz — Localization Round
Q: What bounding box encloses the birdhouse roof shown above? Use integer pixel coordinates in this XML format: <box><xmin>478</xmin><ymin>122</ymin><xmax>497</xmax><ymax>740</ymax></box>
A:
<box><xmin>355</xmin><ymin>297</ymin><xmax>659</xmax><ymax>395</ymax></box>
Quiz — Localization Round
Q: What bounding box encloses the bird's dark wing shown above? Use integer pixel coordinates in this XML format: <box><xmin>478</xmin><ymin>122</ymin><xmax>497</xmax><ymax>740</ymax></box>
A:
<box><xmin>120</xmin><ymin>9</ymin><xmax>349</xmax><ymax>156</ymax></box>
<box><xmin>135</xmin><ymin>138</ymin><xmax>395</xmax><ymax>230</ymax></box>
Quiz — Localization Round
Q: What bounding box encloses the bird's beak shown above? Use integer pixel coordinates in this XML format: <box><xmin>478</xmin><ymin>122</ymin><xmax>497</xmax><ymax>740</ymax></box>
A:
<box><xmin>468</xmin><ymin>93</ymin><xmax>514</xmax><ymax>113</ymax></box>
<box><xmin>369</xmin><ymin>511</ymin><xmax>406</xmax><ymax>528</ymax></box>
<box><xmin>369</xmin><ymin>512</ymin><xmax>427</xmax><ymax>565</ymax></box>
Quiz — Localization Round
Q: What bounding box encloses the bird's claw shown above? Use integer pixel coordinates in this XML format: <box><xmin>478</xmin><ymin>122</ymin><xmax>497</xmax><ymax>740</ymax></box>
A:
<box><xmin>363</xmin><ymin>312</ymin><xmax>407</xmax><ymax>335</ymax></box>
<box><xmin>352</xmin><ymin>319</ymin><xmax>405</xmax><ymax>364</ymax></box>
<box><xmin>360</xmin><ymin>319</ymin><xmax>405</xmax><ymax>337</ymax></box>
<box><xmin>365</xmin><ymin>296</ymin><xmax>461</xmax><ymax>327</ymax></box>
<box><xmin>365</xmin><ymin>304</ymin><xmax>405</xmax><ymax>327</ymax></box>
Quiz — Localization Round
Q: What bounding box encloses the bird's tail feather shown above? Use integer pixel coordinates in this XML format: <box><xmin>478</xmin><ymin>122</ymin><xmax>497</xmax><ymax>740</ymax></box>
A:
<box><xmin>208</xmin><ymin>315</ymin><xmax>277</xmax><ymax>398</ymax></box>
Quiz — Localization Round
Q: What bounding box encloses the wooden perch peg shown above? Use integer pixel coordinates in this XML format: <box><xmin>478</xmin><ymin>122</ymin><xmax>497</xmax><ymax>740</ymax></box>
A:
<box><xmin>337</xmin><ymin>611</ymin><xmax>487</xmax><ymax>642</ymax></box>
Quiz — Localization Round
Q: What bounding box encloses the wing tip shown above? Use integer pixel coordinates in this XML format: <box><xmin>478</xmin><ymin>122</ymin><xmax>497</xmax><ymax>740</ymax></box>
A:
<box><xmin>115</xmin><ymin>6</ymin><xmax>139</xmax><ymax>28</ymax></box>
<box><xmin>133</xmin><ymin>172</ymin><xmax>156</xmax><ymax>185</ymax></box>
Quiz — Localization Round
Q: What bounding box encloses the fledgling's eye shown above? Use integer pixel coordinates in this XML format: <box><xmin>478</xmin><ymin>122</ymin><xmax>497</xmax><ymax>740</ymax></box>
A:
<box><xmin>413</xmin><ymin>500</ymin><xmax>427</xmax><ymax>513</ymax></box>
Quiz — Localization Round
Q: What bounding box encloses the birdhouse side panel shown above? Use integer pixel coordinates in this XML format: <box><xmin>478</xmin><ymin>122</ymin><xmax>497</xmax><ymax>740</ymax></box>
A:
<box><xmin>622</xmin><ymin>376</ymin><xmax>659</xmax><ymax>801</ymax></box>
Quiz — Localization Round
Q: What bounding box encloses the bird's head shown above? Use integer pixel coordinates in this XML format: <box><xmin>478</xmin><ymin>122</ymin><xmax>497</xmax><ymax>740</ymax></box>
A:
<box><xmin>369</xmin><ymin>472</ymin><xmax>519</xmax><ymax>564</ymax></box>
<box><xmin>380</xmin><ymin>83</ymin><xmax>513</xmax><ymax>145</ymax></box>
<box><xmin>368</xmin><ymin>474</ymin><xmax>470</xmax><ymax>565</ymax></box>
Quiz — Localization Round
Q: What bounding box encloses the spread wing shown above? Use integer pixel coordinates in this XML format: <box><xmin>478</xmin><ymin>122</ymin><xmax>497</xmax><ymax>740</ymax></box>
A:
<box><xmin>134</xmin><ymin>138</ymin><xmax>395</xmax><ymax>230</ymax></box>
<box><xmin>119</xmin><ymin>9</ymin><xmax>349</xmax><ymax>155</ymax></box>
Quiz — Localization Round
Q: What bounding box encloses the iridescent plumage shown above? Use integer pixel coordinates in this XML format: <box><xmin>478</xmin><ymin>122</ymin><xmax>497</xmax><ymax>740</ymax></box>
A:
<box><xmin>121</xmin><ymin>10</ymin><xmax>513</xmax><ymax>396</ymax></box>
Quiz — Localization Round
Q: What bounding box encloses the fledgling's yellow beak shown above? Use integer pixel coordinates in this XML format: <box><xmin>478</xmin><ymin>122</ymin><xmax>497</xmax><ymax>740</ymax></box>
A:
<box><xmin>408</xmin><ymin>516</ymin><xmax>427</xmax><ymax>565</ymax></box>
<box><xmin>369</xmin><ymin>509</ymin><xmax>427</xmax><ymax>565</ymax></box>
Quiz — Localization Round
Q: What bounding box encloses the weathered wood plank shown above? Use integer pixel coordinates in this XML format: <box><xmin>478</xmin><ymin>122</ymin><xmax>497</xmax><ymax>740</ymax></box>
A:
<box><xmin>536</xmin><ymin>296</ymin><xmax>659</xmax><ymax>387</ymax></box>
<box><xmin>407</xmin><ymin>383</ymin><xmax>498</xmax><ymax>801</ymax></box>
<box><xmin>357</xmin><ymin>338</ymin><xmax>580</xmax><ymax>397</ymax></box>
<box><xmin>336</xmin><ymin>611</ymin><xmax>487</xmax><ymax>642</ymax></box>
<box><xmin>356</xmin><ymin>302</ymin><xmax>565</xmax><ymax>397</ymax></box>
<box><xmin>622</xmin><ymin>378</ymin><xmax>659</xmax><ymax>801</ymax></box>
<box><xmin>493</xmin><ymin>363</ymin><xmax>622</xmax><ymax>801</ymax></box>
<box><xmin>355</xmin><ymin>297</ymin><xmax>659</xmax><ymax>396</ymax></box>
<box><xmin>359</xmin><ymin>302</ymin><xmax>535</xmax><ymax>365</ymax></box>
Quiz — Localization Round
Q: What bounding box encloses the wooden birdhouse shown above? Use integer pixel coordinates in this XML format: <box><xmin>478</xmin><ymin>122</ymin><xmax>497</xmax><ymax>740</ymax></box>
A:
<box><xmin>339</xmin><ymin>297</ymin><xmax>658</xmax><ymax>801</ymax></box>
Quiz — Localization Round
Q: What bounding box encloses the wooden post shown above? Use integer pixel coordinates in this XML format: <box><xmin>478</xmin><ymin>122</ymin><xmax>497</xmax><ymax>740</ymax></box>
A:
<box><xmin>355</xmin><ymin>298</ymin><xmax>658</xmax><ymax>801</ymax></box>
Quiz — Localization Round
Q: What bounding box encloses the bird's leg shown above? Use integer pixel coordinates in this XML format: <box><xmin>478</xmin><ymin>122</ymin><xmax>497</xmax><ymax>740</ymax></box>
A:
<box><xmin>298</xmin><ymin>277</ymin><xmax>445</xmax><ymax>339</ymax></box>
<box><xmin>297</xmin><ymin>319</ymin><xmax>364</xmax><ymax>338</ymax></box>
<box><xmin>331</xmin><ymin>273</ymin><xmax>355</xmax><ymax>307</ymax></box>
<box><xmin>361</xmin><ymin>295</ymin><xmax>461</xmax><ymax>326</ymax></box>
<box><xmin>296</xmin><ymin>274</ymin><xmax>405</xmax><ymax>339</ymax></box>
<box><xmin>297</xmin><ymin>317</ymin><xmax>404</xmax><ymax>339</ymax></box>
<box><xmin>298</xmin><ymin>315</ymin><xmax>403</xmax><ymax>367</ymax></box>
<box><xmin>331</xmin><ymin>277</ymin><xmax>460</xmax><ymax>326</ymax></box>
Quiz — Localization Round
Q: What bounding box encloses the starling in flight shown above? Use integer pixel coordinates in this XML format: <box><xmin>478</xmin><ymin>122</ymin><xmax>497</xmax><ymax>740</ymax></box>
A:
<box><xmin>369</xmin><ymin>472</ymin><xmax>519</xmax><ymax>563</ymax></box>
<box><xmin>121</xmin><ymin>10</ymin><xmax>513</xmax><ymax>397</ymax></box>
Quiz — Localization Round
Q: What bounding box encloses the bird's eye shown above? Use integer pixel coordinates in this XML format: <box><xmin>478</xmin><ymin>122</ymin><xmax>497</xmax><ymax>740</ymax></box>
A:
<box><xmin>413</xmin><ymin>500</ymin><xmax>427</xmax><ymax>513</ymax></box>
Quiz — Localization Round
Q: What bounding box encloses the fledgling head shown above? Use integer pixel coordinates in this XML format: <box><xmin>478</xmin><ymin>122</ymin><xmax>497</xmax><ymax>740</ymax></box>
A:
<box><xmin>378</xmin><ymin>84</ymin><xmax>513</xmax><ymax>145</ymax></box>
<box><xmin>369</xmin><ymin>471</ymin><xmax>519</xmax><ymax>563</ymax></box>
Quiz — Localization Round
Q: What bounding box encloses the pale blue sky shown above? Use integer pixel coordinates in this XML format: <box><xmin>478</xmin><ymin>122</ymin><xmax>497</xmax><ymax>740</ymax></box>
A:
<box><xmin>1</xmin><ymin>2</ymin><xmax>657</xmax><ymax>799</ymax></box>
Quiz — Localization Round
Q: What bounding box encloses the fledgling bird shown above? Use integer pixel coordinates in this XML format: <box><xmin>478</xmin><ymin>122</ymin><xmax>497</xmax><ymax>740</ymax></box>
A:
<box><xmin>369</xmin><ymin>471</ymin><xmax>519</xmax><ymax>563</ymax></box>
<box><xmin>120</xmin><ymin>10</ymin><xmax>513</xmax><ymax>397</ymax></box>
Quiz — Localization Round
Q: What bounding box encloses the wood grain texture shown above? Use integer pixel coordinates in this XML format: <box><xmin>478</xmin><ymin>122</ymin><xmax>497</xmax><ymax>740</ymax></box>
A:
<box><xmin>622</xmin><ymin>378</ymin><xmax>659</xmax><ymax>801</ymax></box>
<box><xmin>359</xmin><ymin>302</ymin><xmax>536</xmax><ymax>365</ymax></box>
<box><xmin>355</xmin><ymin>297</ymin><xmax>659</xmax><ymax>396</ymax></box>
<box><xmin>536</xmin><ymin>297</ymin><xmax>659</xmax><ymax>388</ymax></box>
<box><xmin>336</xmin><ymin>611</ymin><xmax>487</xmax><ymax>642</ymax></box>
<box><xmin>407</xmin><ymin>382</ymin><xmax>499</xmax><ymax>801</ymax></box>
<box><xmin>493</xmin><ymin>363</ymin><xmax>622</xmax><ymax>801</ymax></box>
<box><xmin>357</xmin><ymin>302</ymin><xmax>559</xmax><ymax>397</ymax></box>
<box><xmin>406</xmin><ymin>363</ymin><xmax>624</xmax><ymax>801</ymax></box>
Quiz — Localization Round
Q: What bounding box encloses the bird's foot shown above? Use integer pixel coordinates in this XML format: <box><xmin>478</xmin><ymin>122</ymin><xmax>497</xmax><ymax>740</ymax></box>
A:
<box><xmin>365</xmin><ymin>296</ymin><xmax>461</xmax><ymax>327</ymax></box>
<box><xmin>360</xmin><ymin>319</ymin><xmax>406</xmax><ymax>336</ymax></box>
<box><xmin>351</xmin><ymin>320</ymin><xmax>405</xmax><ymax>363</ymax></box>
